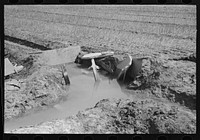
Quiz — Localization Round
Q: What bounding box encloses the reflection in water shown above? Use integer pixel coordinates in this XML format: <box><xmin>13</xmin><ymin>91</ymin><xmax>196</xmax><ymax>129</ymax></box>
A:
<box><xmin>90</xmin><ymin>80</ymin><xmax>101</xmax><ymax>100</ymax></box>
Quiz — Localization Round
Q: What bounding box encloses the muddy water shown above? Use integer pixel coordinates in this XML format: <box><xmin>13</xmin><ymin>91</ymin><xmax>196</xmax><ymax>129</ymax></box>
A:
<box><xmin>5</xmin><ymin>63</ymin><xmax>130</xmax><ymax>131</ymax></box>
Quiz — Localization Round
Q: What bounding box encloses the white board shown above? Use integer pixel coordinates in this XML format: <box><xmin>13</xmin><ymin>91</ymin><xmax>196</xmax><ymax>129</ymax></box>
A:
<box><xmin>39</xmin><ymin>46</ymin><xmax>81</xmax><ymax>66</ymax></box>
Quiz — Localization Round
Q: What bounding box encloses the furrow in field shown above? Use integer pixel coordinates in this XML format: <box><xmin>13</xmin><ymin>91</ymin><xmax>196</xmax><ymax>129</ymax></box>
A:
<box><xmin>4</xmin><ymin>16</ymin><xmax>195</xmax><ymax>58</ymax></box>
<box><xmin>4</xmin><ymin>7</ymin><xmax>196</xmax><ymax>26</ymax></box>
<box><xmin>4</xmin><ymin>11</ymin><xmax>196</xmax><ymax>40</ymax></box>
<box><xmin>5</xmin><ymin>5</ymin><xmax>196</xmax><ymax>16</ymax></box>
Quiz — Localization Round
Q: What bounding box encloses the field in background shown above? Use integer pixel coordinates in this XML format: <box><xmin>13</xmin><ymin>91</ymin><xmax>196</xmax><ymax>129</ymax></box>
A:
<box><xmin>4</xmin><ymin>5</ymin><xmax>196</xmax><ymax>58</ymax></box>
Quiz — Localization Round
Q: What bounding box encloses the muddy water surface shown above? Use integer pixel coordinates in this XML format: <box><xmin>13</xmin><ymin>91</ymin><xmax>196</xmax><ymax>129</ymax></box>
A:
<box><xmin>5</xmin><ymin>63</ymin><xmax>130</xmax><ymax>131</ymax></box>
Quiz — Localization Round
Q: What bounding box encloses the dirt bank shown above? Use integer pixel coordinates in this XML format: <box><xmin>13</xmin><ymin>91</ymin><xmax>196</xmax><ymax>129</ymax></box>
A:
<box><xmin>8</xmin><ymin>98</ymin><xmax>196</xmax><ymax>134</ymax></box>
<box><xmin>129</xmin><ymin>54</ymin><xmax>196</xmax><ymax>111</ymax></box>
<box><xmin>4</xmin><ymin>41</ymin><xmax>70</xmax><ymax>120</ymax></box>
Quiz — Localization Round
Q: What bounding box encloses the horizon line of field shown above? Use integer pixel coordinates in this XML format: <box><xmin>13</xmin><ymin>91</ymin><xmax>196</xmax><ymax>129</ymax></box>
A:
<box><xmin>5</xmin><ymin>15</ymin><xmax>195</xmax><ymax>41</ymax></box>
<box><xmin>5</xmin><ymin>9</ymin><xmax>196</xmax><ymax>27</ymax></box>
<box><xmin>63</xmin><ymin>5</ymin><xmax>196</xmax><ymax>14</ymax></box>
<box><xmin>6</xmin><ymin>8</ymin><xmax>196</xmax><ymax>20</ymax></box>
<box><xmin>6</xmin><ymin>5</ymin><xmax>196</xmax><ymax>15</ymax></box>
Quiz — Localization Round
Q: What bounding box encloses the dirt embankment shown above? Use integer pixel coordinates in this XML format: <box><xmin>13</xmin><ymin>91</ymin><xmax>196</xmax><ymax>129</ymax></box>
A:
<box><xmin>4</xmin><ymin>41</ymin><xmax>70</xmax><ymax>120</ymax></box>
<box><xmin>4</xmin><ymin>5</ymin><xmax>196</xmax><ymax>133</ymax></box>
<box><xmin>9</xmin><ymin>98</ymin><xmax>196</xmax><ymax>134</ymax></box>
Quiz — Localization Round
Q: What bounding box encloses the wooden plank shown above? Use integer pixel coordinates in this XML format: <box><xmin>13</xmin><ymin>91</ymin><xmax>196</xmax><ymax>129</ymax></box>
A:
<box><xmin>39</xmin><ymin>46</ymin><xmax>81</xmax><ymax>66</ymax></box>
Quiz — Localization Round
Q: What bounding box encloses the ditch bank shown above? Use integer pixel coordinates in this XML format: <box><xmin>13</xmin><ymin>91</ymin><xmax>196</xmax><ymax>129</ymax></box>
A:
<box><xmin>9</xmin><ymin>98</ymin><xmax>196</xmax><ymax>134</ymax></box>
<box><xmin>4</xmin><ymin>41</ymin><xmax>71</xmax><ymax>121</ymax></box>
<box><xmin>127</xmin><ymin>54</ymin><xmax>196</xmax><ymax>111</ymax></box>
<box><xmin>4</xmin><ymin>37</ymin><xmax>196</xmax><ymax>134</ymax></box>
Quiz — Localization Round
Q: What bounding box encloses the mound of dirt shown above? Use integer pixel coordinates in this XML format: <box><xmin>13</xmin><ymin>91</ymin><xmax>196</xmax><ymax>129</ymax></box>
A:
<box><xmin>8</xmin><ymin>98</ymin><xmax>196</xmax><ymax>134</ymax></box>
<box><xmin>4</xmin><ymin>43</ymin><xmax>71</xmax><ymax>120</ymax></box>
<box><xmin>127</xmin><ymin>54</ymin><xmax>196</xmax><ymax>111</ymax></box>
<box><xmin>5</xmin><ymin>64</ymin><xmax>70</xmax><ymax>120</ymax></box>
